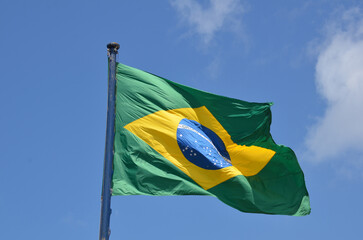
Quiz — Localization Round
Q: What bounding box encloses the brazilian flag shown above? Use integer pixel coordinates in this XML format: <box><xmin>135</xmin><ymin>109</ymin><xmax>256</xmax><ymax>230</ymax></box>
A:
<box><xmin>112</xmin><ymin>63</ymin><xmax>310</xmax><ymax>216</ymax></box>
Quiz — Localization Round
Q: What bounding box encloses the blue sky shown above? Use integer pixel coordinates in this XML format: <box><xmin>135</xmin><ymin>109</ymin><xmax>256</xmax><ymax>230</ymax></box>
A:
<box><xmin>1</xmin><ymin>0</ymin><xmax>363</xmax><ymax>239</ymax></box>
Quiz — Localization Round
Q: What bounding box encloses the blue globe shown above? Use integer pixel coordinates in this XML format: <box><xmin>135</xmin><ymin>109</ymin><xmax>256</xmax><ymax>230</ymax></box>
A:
<box><xmin>176</xmin><ymin>119</ymin><xmax>232</xmax><ymax>170</ymax></box>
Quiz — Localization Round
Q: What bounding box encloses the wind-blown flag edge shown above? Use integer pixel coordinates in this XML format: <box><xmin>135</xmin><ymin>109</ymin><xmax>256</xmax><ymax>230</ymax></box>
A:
<box><xmin>112</xmin><ymin>62</ymin><xmax>311</xmax><ymax>216</ymax></box>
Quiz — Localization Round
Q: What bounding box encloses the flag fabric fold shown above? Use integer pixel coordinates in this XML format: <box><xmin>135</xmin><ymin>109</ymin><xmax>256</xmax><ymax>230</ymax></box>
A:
<box><xmin>112</xmin><ymin>62</ymin><xmax>310</xmax><ymax>216</ymax></box>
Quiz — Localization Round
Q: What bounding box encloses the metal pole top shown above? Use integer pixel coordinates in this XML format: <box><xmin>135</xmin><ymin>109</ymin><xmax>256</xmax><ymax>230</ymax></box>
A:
<box><xmin>107</xmin><ymin>42</ymin><xmax>120</xmax><ymax>51</ymax></box>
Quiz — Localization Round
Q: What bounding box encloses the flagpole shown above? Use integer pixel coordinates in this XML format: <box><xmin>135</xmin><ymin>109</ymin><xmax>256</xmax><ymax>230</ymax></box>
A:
<box><xmin>99</xmin><ymin>42</ymin><xmax>120</xmax><ymax>240</ymax></box>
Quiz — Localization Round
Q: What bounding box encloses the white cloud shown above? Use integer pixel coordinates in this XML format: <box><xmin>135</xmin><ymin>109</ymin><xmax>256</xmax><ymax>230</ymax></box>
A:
<box><xmin>170</xmin><ymin>0</ymin><xmax>244</xmax><ymax>44</ymax></box>
<box><xmin>305</xmin><ymin>8</ymin><xmax>363</xmax><ymax>162</ymax></box>
<box><xmin>61</xmin><ymin>212</ymin><xmax>87</xmax><ymax>227</ymax></box>
<box><xmin>205</xmin><ymin>57</ymin><xmax>220</xmax><ymax>80</ymax></box>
